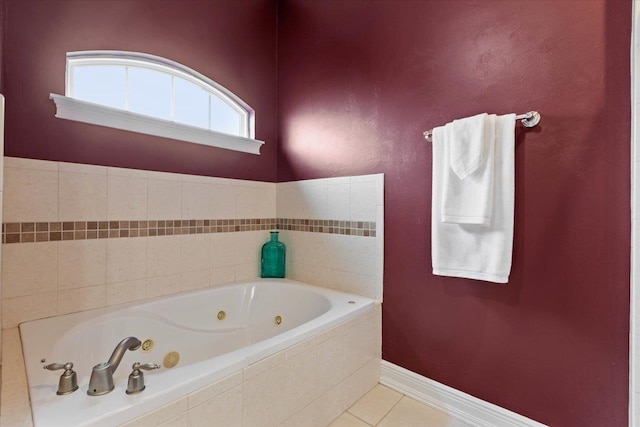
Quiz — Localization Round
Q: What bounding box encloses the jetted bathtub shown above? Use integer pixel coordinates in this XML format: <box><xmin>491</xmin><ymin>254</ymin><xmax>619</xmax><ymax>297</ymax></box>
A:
<box><xmin>19</xmin><ymin>279</ymin><xmax>377</xmax><ymax>426</ymax></box>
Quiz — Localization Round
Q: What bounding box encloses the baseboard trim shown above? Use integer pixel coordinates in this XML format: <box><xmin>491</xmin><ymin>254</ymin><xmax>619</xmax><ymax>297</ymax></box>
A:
<box><xmin>379</xmin><ymin>360</ymin><xmax>547</xmax><ymax>427</ymax></box>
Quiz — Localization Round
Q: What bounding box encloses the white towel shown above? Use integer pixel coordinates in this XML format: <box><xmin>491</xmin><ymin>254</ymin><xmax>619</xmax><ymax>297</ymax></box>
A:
<box><xmin>431</xmin><ymin>113</ymin><xmax>516</xmax><ymax>284</ymax></box>
<box><xmin>442</xmin><ymin>113</ymin><xmax>495</xmax><ymax>226</ymax></box>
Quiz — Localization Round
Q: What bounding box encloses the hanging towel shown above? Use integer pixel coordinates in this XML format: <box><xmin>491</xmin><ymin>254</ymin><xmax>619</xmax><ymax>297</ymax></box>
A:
<box><xmin>431</xmin><ymin>113</ymin><xmax>516</xmax><ymax>284</ymax></box>
<box><xmin>442</xmin><ymin>113</ymin><xmax>495</xmax><ymax>226</ymax></box>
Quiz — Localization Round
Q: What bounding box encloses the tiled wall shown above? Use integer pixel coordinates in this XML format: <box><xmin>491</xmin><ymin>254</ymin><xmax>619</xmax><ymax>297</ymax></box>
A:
<box><xmin>1</xmin><ymin>157</ymin><xmax>276</xmax><ymax>329</ymax></box>
<box><xmin>0</xmin><ymin>158</ymin><xmax>384</xmax><ymax>329</ymax></box>
<box><xmin>277</xmin><ymin>175</ymin><xmax>384</xmax><ymax>300</ymax></box>
<box><xmin>123</xmin><ymin>305</ymin><xmax>381</xmax><ymax>427</ymax></box>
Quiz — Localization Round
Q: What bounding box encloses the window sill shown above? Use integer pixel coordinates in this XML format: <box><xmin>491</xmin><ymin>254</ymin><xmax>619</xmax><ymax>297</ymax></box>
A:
<box><xmin>50</xmin><ymin>94</ymin><xmax>265</xmax><ymax>155</ymax></box>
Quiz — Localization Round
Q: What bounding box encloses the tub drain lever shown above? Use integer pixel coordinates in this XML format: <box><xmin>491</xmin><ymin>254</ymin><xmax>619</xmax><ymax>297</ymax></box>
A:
<box><xmin>43</xmin><ymin>362</ymin><xmax>79</xmax><ymax>395</ymax></box>
<box><xmin>126</xmin><ymin>362</ymin><xmax>160</xmax><ymax>395</ymax></box>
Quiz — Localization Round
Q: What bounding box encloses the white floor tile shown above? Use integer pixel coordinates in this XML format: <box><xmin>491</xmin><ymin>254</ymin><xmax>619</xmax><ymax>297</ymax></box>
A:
<box><xmin>328</xmin><ymin>412</ymin><xmax>371</xmax><ymax>427</ymax></box>
<box><xmin>377</xmin><ymin>396</ymin><xmax>470</xmax><ymax>427</ymax></box>
<box><xmin>347</xmin><ymin>384</ymin><xmax>402</xmax><ymax>425</ymax></box>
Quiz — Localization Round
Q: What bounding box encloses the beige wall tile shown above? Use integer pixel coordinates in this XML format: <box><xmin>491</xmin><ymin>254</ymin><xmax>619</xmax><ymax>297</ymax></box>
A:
<box><xmin>2</xmin><ymin>269</ymin><xmax>53</xmax><ymax>302</ymax></box>
<box><xmin>283</xmin><ymin>345</ymin><xmax>318</xmax><ymax>419</ymax></box>
<box><xmin>107</xmin><ymin>166</ymin><xmax>148</xmax><ymax>179</ymax></box>
<box><xmin>147</xmin><ymin>170</ymin><xmax>183</xmax><ymax>182</ymax></box>
<box><xmin>2</xmin><ymin>242</ymin><xmax>58</xmax><ymax>270</ymax></box>
<box><xmin>187</xmin><ymin>385</ymin><xmax>242</xmax><ymax>427</ymax></box>
<box><xmin>280</xmin><ymin>400</ymin><xmax>320</xmax><ymax>427</ymax></box>
<box><xmin>146</xmin><ymin>274</ymin><xmax>180</xmax><ymax>298</ymax></box>
<box><xmin>243</xmin><ymin>352</ymin><xmax>285</xmax><ymax>381</ymax></box>
<box><xmin>275</xmin><ymin>182</ymin><xmax>293</xmax><ymax>218</ymax></box>
<box><xmin>327</xmin><ymin>271</ymin><xmax>376</xmax><ymax>300</ymax></box>
<box><xmin>339</xmin><ymin>358</ymin><xmax>381</xmax><ymax>412</ymax></box>
<box><xmin>316</xmin><ymin>388</ymin><xmax>350</xmax><ymax>427</ymax></box>
<box><xmin>57</xmin><ymin>285</ymin><xmax>106</xmax><ymax>315</ymax></box>
<box><xmin>2</xmin><ymin>242</ymin><xmax>57</xmax><ymax>298</ymax></box>
<box><xmin>211</xmin><ymin>184</ymin><xmax>236</xmax><ymax>219</ymax></box>
<box><xmin>234</xmin><ymin>263</ymin><xmax>259</xmax><ymax>281</ymax></box>
<box><xmin>316</xmin><ymin>330</ymin><xmax>347</xmax><ymax>395</ymax></box>
<box><xmin>210</xmin><ymin>266</ymin><xmax>235</xmax><ymax>286</ymax></box>
<box><xmin>235</xmin><ymin>186</ymin><xmax>259</xmax><ymax>219</ymax></box>
<box><xmin>187</xmin><ymin>371</ymin><xmax>242</xmax><ymax>409</ymax></box>
<box><xmin>106</xmin><ymin>238</ymin><xmax>147</xmax><ymax>284</ymax></box>
<box><xmin>234</xmin><ymin>231</ymin><xmax>264</xmax><ymax>265</ymax></box>
<box><xmin>148</xmin><ymin>178</ymin><xmax>182</xmax><ymax>220</ymax></box>
<box><xmin>4</xmin><ymin>157</ymin><xmax>58</xmax><ymax>171</ymax></box>
<box><xmin>4</xmin><ymin>167</ymin><xmax>58</xmax><ymax>222</ymax></box>
<box><xmin>256</xmin><ymin>183</ymin><xmax>276</xmax><ymax>218</ymax></box>
<box><xmin>350</xmin><ymin>182</ymin><xmax>377</xmax><ymax>222</ymax></box>
<box><xmin>181</xmin><ymin>173</ymin><xmax>214</xmax><ymax>184</ymax></box>
<box><xmin>59</xmin><ymin>171</ymin><xmax>107</xmax><ymax>221</ymax></box>
<box><xmin>181</xmin><ymin>234</ymin><xmax>211</xmax><ymax>272</ymax></box>
<box><xmin>2</xmin><ymin>292</ymin><xmax>57</xmax><ymax>328</ymax></box>
<box><xmin>58</xmin><ymin>239</ymin><xmax>107</xmax><ymax>290</ymax></box>
<box><xmin>211</xmin><ymin>233</ymin><xmax>237</xmax><ymax>268</ymax></box>
<box><xmin>180</xmin><ymin>268</ymin><xmax>210</xmax><ymax>292</ymax></box>
<box><xmin>106</xmin><ymin>279</ymin><xmax>147</xmax><ymax>306</ymax></box>
<box><xmin>59</xmin><ymin>161</ymin><xmax>107</xmax><ymax>175</ymax></box>
<box><xmin>243</xmin><ymin>361</ymin><xmax>288</xmax><ymax>427</ymax></box>
<box><xmin>298</xmin><ymin>180</ymin><xmax>328</xmax><ymax>219</ymax></box>
<box><xmin>159</xmin><ymin>412</ymin><xmax>188</xmax><ymax>427</ymax></box>
<box><xmin>328</xmin><ymin>183</ymin><xmax>351</xmax><ymax>221</ymax></box>
<box><xmin>182</xmin><ymin>181</ymin><xmax>211</xmax><ymax>219</ymax></box>
<box><xmin>148</xmin><ymin>235</ymin><xmax>181</xmax><ymax>277</ymax></box>
<box><xmin>107</xmin><ymin>174</ymin><xmax>148</xmax><ymax>220</ymax></box>
<box><xmin>121</xmin><ymin>396</ymin><xmax>187</xmax><ymax>427</ymax></box>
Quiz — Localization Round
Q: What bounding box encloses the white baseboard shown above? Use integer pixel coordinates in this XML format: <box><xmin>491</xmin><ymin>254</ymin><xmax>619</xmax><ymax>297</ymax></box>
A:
<box><xmin>380</xmin><ymin>360</ymin><xmax>547</xmax><ymax>427</ymax></box>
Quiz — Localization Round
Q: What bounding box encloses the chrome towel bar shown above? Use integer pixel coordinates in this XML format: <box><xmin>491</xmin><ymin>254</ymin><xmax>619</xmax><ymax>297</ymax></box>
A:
<box><xmin>423</xmin><ymin>111</ymin><xmax>541</xmax><ymax>141</ymax></box>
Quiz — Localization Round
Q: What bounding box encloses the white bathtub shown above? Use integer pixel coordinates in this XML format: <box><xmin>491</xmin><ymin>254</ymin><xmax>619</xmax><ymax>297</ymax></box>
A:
<box><xmin>19</xmin><ymin>279</ymin><xmax>377</xmax><ymax>427</ymax></box>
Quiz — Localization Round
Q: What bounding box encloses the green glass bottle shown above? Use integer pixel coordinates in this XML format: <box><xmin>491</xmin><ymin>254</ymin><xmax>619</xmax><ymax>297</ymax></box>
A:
<box><xmin>261</xmin><ymin>231</ymin><xmax>286</xmax><ymax>278</ymax></box>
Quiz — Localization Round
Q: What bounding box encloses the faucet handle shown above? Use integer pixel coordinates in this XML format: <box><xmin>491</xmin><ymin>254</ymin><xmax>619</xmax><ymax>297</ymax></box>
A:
<box><xmin>44</xmin><ymin>362</ymin><xmax>73</xmax><ymax>371</ymax></box>
<box><xmin>134</xmin><ymin>362</ymin><xmax>161</xmax><ymax>371</ymax></box>
<box><xmin>43</xmin><ymin>362</ymin><xmax>78</xmax><ymax>395</ymax></box>
<box><xmin>126</xmin><ymin>362</ymin><xmax>160</xmax><ymax>395</ymax></box>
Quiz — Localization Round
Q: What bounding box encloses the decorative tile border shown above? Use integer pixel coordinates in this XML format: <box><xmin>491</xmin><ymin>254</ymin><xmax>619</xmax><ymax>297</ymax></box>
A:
<box><xmin>2</xmin><ymin>218</ymin><xmax>376</xmax><ymax>244</ymax></box>
<box><xmin>277</xmin><ymin>218</ymin><xmax>376</xmax><ymax>237</ymax></box>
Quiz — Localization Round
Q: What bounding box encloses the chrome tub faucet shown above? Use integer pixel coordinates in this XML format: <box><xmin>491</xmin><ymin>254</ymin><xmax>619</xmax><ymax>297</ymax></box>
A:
<box><xmin>87</xmin><ymin>337</ymin><xmax>141</xmax><ymax>396</ymax></box>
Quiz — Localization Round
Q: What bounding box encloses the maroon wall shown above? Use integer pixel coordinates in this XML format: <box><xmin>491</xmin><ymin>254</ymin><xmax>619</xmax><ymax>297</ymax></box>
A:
<box><xmin>277</xmin><ymin>1</ymin><xmax>631</xmax><ymax>426</ymax></box>
<box><xmin>3</xmin><ymin>0</ymin><xmax>277</xmax><ymax>181</ymax></box>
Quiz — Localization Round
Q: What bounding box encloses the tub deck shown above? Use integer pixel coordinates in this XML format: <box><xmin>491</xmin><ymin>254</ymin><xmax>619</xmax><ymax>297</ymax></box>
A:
<box><xmin>7</xmin><ymin>279</ymin><xmax>380</xmax><ymax>427</ymax></box>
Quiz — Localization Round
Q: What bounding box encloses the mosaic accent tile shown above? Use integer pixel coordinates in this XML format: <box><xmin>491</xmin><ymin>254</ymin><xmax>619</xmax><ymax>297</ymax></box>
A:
<box><xmin>2</xmin><ymin>218</ymin><xmax>377</xmax><ymax>243</ymax></box>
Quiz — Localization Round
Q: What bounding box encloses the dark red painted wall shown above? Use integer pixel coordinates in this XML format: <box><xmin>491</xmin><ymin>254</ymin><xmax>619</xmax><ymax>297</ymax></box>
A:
<box><xmin>277</xmin><ymin>1</ymin><xmax>631</xmax><ymax>426</ymax></box>
<box><xmin>3</xmin><ymin>0</ymin><xmax>278</xmax><ymax>181</ymax></box>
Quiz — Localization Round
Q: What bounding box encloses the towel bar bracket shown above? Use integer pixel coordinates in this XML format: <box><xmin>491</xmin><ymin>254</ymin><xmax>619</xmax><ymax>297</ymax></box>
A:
<box><xmin>519</xmin><ymin>111</ymin><xmax>540</xmax><ymax>128</ymax></box>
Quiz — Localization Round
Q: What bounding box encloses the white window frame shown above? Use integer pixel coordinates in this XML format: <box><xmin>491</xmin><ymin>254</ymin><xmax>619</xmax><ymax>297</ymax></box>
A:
<box><xmin>50</xmin><ymin>51</ymin><xmax>264</xmax><ymax>155</ymax></box>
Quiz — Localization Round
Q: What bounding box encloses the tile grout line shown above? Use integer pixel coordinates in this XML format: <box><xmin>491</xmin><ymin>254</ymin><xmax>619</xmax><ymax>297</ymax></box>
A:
<box><xmin>345</xmin><ymin>385</ymin><xmax>406</xmax><ymax>427</ymax></box>
<box><xmin>373</xmin><ymin>393</ymin><xmax>406</xmax><ymax>427</ymax></box>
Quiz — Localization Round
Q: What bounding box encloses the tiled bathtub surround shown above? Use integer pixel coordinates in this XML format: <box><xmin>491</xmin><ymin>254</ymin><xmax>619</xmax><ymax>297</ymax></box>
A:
<box><xmin>277</xmin><ymin>175</ymin><xmax>384</xmax><ymax>300</ymax></box>
<box><xmin>1</xmin><ymin>157</ymin><xmax>384</xmax><ymax>328</ymax></box>
<box><xmin>1</xmin><ymin>157</ymin><xmax>276</xmax><ymax>328</ymax></box>
<box><xmin>1</xmin><ymin>304</ymin><xmax>382</xmax><ymax>427</ymax></box>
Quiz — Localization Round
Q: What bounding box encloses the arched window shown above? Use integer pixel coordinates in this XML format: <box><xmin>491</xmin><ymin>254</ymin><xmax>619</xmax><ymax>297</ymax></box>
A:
<box><xmin>50</xmin><ymin>51</ymin><xmax>263</xmax><ymax>154</ymax></box>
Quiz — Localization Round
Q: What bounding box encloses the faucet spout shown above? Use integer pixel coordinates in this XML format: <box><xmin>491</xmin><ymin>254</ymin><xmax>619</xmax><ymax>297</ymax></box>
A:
<box><xmin>107</xmin><ymin>337</ymin><xmax>141</xmax><ymax>374</ymax></box>
<box><xmin>87</xmin><ymin>337</ymin><xmax>141</xmax><ymax>396</ymax></box>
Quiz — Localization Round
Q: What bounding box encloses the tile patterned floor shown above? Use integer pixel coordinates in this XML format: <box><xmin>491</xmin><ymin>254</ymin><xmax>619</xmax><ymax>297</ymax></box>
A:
<box><xmin>331</xmin><ymin>384</ymin><xmax>471</xmax><ymax>427</ymax></box>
